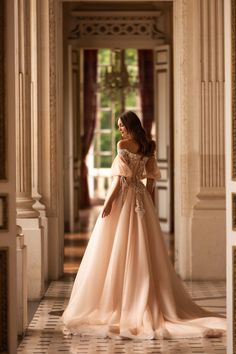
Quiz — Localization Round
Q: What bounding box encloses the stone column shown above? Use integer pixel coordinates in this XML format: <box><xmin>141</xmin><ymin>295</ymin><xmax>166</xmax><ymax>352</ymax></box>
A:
<box><xmin>30</xmin><ymin>0</ymin><xmax>46</xmax><ymax>215</ymax></box>
<box><xmin>16</xmin><ymin>0</ymin><xmax>38</xmax><ymax>219</ymax></box>
<box><xmin>16</xmin><ymin>0</ymin><xmax>46</xmax><ymax>300</ymax></box>
<box><xmin>47</xmin><ymin>0</ymin><xmax>65</xmax><ymax>279</ymax></box>
<box><xmin>37</xmin><ymin>0</ymin><xmax>50</xmax><ymax>281</ymax></box>
<box><xmin>191</xmin><ymin>0</ymin><xmax>226</xmax><ymax>279</ymax></box>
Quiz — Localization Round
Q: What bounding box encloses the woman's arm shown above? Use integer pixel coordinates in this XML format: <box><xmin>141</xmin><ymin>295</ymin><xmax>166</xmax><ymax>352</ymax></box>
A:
<box><xmin>102</xmin><ymin>176</ymin><xmax>122</xmax><ymax>218</ymax></box>
<box><xmin>146</xmin><ymin>178</ymin><xmax>155</xmax><ymax>204</ymax></box>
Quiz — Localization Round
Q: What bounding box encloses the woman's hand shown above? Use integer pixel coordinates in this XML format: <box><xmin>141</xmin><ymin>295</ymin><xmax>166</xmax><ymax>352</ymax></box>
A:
<box><xmin>101</xmin><ymin>176</ymin><xmax>121</xmax><ymax>218</ymax></box>
<box><xmin>102</xmin><ymin>200</ymin><xmax>113</xmax><ymax>218</ymax></box>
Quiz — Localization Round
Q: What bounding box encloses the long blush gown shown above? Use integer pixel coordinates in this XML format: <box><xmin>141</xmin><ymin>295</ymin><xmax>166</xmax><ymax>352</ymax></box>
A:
<box><xmin>62</xmin><ymin>148</ymin><xmax>226</xmax><ymax>339</ymax></box>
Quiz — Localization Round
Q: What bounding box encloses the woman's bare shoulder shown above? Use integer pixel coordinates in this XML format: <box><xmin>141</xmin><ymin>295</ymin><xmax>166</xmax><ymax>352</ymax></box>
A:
<box><xmin>117</xmin><ymin>139</ymin><xmax>139</xmax><ymax>153</ymax></box>
<box><xmin>117</xmin><ymin>139</ymin><xmax>129</xmax><ymax>149</ymax></box>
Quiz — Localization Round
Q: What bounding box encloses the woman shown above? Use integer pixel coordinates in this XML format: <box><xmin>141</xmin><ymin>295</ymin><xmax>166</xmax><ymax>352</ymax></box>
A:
<box><xmin>62</xmin><ymin>111</ymin><xmax>226</xmax><ymax>339</ymax></box>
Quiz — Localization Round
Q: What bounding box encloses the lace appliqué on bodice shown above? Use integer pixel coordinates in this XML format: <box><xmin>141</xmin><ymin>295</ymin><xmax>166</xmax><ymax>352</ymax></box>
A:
<box><xmin>118</xmin><ymin>149</ymin><xmax>148</xmax><ymax>216</ymax></box>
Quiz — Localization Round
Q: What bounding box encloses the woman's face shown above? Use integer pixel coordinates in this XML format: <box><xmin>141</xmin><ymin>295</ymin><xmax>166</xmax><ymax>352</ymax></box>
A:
<box><xmin>118</xmin><ymin>118</ymin><xmax>129</xmax><ymax>139</ymax></box>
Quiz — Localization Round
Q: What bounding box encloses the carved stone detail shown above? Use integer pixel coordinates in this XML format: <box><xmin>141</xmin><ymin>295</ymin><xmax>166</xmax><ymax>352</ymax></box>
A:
<box><xmin>200</xmin><ymin>0</ymin><xmax>225</xmax><ymax>188</ymax></box>
<box><xmin>49</xmin><ymin>0</ymin><xmax>58</xmax><ymax>215</ymax></box>
<box><xmin>232</xmin><ymin>0</ymin><xmax>236</xmax><ymax>180</ymax></box>
<box><xmin>69</xmin><ymin>14</ymin><xmax>165</xmax><ymax>41</ymax></box>
<box><xmin>0</xmin><ymin>248</ymin><xmax>8</xmax><ymax>352</ymax></box>
<box><xmin>0</xmin><ymin>0</ymin><xmax>6</xmax><ymax>180</ymax></box>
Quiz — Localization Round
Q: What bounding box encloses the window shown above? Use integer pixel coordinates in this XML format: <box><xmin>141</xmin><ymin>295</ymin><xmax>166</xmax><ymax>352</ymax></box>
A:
<box><xmin>88</xmin><ymin>49</ymin><xmax>142</xmax><ymax>200</ymax></box>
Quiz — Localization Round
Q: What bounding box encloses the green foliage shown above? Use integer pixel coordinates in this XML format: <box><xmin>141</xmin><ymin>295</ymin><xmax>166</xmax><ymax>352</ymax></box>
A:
<box><xmin>98</xmin><ymin>49</ymin><xmax>111</xmax><ymax>66</ymax></box>
<box><xmin>115</xmin><ymin>128</ymin><xmax>121</xmax><ymax>150</ymax></box>
<box><xmin>94</xmin><ymin>48</ymin><xmax>140</xmax><ymax>168</ymax></box>
<box><xmin>100</xmin><ymin>155</ymin><xmax>112</xmax><ymax>168</ymax></box>
<box><xmin>100</xmin><ymin>133</ymin><xmax>112</xmax><ymax>151</ymax></box>
<box><xmin>125</xmin><ymin>90</ymin><xmax>137</xmax><ymax>107</ymax></box>
<box><xmin>100</xmin><ymin>92</ymin><xmax>110</xmax><ymax>107</ymax></box>
<box><xmin>101</xmin><ymin>111</ymin><xmax>111</xmax><ymax>129</ymax></box>
<box><xmin>125</xmin><ymin>49</ymin><xmax>137</xmax><ymax>65</ymax></box>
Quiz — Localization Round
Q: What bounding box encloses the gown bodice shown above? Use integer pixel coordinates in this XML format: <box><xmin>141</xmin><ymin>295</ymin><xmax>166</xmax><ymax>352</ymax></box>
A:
<box><xmin>111</xmin><ymin>148</ymin><xmax>161</xmax><ymax>182</ymax></box>
<box><xmin>111</xmin><ymin>149</ymin><xmax>161</xmax><ymax>215</ymax></box>
<box><xmin>117</xmin><ymin>149</ymin><xmax>149</xmax><ymax>182</ymax></box>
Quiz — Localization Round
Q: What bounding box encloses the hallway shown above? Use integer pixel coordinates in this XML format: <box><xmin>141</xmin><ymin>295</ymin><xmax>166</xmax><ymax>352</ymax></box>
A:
<box><xmin>2</xmin><ymin>1</ymin><xmax>235</xmax><ymax>352</ymax></box>
<box><xmin>17</xmin><ymin>279</ymin><xmax>226</xmax><ymax>354</ymax></box>
<box><xmin>17</xmin><ymin>207</ymin><xmax>227</xmax><ymax>354</ymax></box>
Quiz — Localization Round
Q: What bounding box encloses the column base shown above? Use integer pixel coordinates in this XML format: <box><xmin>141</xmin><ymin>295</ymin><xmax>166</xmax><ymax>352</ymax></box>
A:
<box><xmin>16</xmin><ymin>197</ymin><xmax>39</xmax><ymax>218</ymax></box>
<box><xmin>191</xmin><ymin>194</ymin><xmax>226</xmax><ymax>280</ymax></box>
<box><xmin>17</xmin><ymin>217</ymin><xmax>45</xmax><ymax>300</ymax></box>
<box><xmin>17</xmin><ymin>227</ymin><xmax>28</xmax><ymax>336</ymax></box>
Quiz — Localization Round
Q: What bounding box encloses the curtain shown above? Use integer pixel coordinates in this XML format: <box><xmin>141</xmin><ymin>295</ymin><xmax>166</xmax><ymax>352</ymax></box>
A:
<box><xmin>80</xmin><ymin>50</ymin><xmax>98</xmax><ymax>208</ymax></box>
<box><xmin>138</xmin><ymin>50</ymin><xmax>154</xmax><ymax>138</ymax></box>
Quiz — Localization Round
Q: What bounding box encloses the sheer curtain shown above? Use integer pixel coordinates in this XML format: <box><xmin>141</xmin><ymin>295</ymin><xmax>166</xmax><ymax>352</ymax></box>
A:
<box><xmin>80</xmin><ymin>50</ymin><xmax>98</xmax><ymax>208</ymax></box>
<box><xmin>138</xmin><ymin>50</ymin><xmax>154</xmax><ymax>138</ymax></box>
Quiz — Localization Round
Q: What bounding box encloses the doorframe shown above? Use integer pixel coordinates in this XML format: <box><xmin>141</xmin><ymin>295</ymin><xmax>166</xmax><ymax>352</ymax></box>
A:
<box><xmin>54</xmin><ymin>0</ymin><xmax>192</xmax><ymax>277</ymax></box>
<box><xmin>58</xmin><ymin>0</ymin><xmax>228</xmax><ymax>281</ymax></box>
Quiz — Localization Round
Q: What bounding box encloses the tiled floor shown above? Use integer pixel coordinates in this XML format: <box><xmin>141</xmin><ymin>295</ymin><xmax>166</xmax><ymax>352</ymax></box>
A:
<box><xmin>17</xmin><ymin>280</ymin><xmax>226</xmax><ymax>354</ymax></box>
<box><xmin>17</xmin><ymin>206</ymin><xmax>227</xmax><ymax>353</ymax></box>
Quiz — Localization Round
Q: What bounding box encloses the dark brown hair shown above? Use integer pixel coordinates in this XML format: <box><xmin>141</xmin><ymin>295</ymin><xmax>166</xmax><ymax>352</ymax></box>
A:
<box><xmin>119</xmin><ymin>111</ymin><xmax>156</xmax><ymax>156</ymax></box>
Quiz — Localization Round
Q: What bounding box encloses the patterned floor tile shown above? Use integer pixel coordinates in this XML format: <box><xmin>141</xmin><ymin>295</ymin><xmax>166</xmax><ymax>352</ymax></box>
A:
<box><xmin>17</xmin><ymin>280</ymin><xmax>226</xmax><ymax>354</ymax></box>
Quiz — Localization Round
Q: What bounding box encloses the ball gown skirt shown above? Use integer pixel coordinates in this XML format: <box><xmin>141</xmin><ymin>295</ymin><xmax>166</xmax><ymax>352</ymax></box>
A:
<box><xmin>61</xmin><ymin>149</ymin><xmax>226</xmax><ymax>339</ymax></box>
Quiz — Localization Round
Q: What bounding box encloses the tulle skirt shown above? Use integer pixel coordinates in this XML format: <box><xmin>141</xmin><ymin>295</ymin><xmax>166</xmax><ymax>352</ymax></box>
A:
<box><xmin>62</xmin><ymin>186</ymin><xmax>226</xmax><ymax>339</ymax></box>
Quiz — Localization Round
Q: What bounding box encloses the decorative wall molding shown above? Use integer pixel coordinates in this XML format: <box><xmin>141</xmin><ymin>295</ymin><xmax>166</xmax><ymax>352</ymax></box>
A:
<box><xmin>233</xmin><ymin>193</ymin><xmax>236</xmax><ymax>231</ymax></box>
<box><xmin>0</xmin><ymin>194</ymin><xmax>8</xmax><ymax>231</ymax></box>
<box><xmin>200</xmin><ymin>0</ymin><xmax>225</xmax><ymax>188</ymax></box>
<box><xmin>49</xmin><ymin>0</ymin><xmax>58</xmax><ymax>216</ymax></box>
<box><xmin>177</xmin><ymin>0</ymin><xmax>189</xmax><ymax>215</ymax></box>
<box><xmin>232</xmin><ymin>0</ymin><xmax>236</xmax><ymax>180</ymax></box>
<box><xmin>233</xmin><ymin>246</ymin><xmax>236</xmax><ymax>353</ymax></box>
<box><xmin>0</xmin><ymin>0</ymin><xmax>6</xmax><ymax>180</ymax></box>
<box><xmin>69</xmin><ymin>12</ymin><xmax>165</xmax><ymax>43</ymax></box>
<box><xmin>0</xmin><ymin>248</ymin><xmax>8</xmax><ymax>353</ymax></box>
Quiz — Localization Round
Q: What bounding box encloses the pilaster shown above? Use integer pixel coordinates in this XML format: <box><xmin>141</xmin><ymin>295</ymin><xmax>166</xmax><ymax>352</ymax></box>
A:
<box><xmin>47</xmin><ymin>0</ymin><xmax>64</xmax><ymax>279</ymax></box>
<box><xmin>16</xmin><ymin>0</ymin><xmax>38</xmax><ymax>219</ymax></box>
<box><xmin>16</xmin><ymin>0</ymin><xmax>47</xmax><ymax>300</ymax></box>
<box><xmin>191</xmin><ymin>0</ymin><xmax>226</xmax><ymax>279</ymax></box>
<box><xmin>173</xmin><ymin>0</ymin><xmax>192</xmax><ymax>278</ymax></box>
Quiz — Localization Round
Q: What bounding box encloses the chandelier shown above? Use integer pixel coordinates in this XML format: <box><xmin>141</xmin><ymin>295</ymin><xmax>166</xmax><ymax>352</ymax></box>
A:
<box><xmin>98</xmin><ymin>49</ymin><xmax>139</xmax><ymax>100</ymax></box>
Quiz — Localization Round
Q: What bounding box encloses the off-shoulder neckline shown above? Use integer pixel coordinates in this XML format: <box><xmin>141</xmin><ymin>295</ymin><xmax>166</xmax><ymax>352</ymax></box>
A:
<box><xmin>118</xmin><ymin>148</ymin><xmax>147</xmax><ymax>158</ymax></box>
